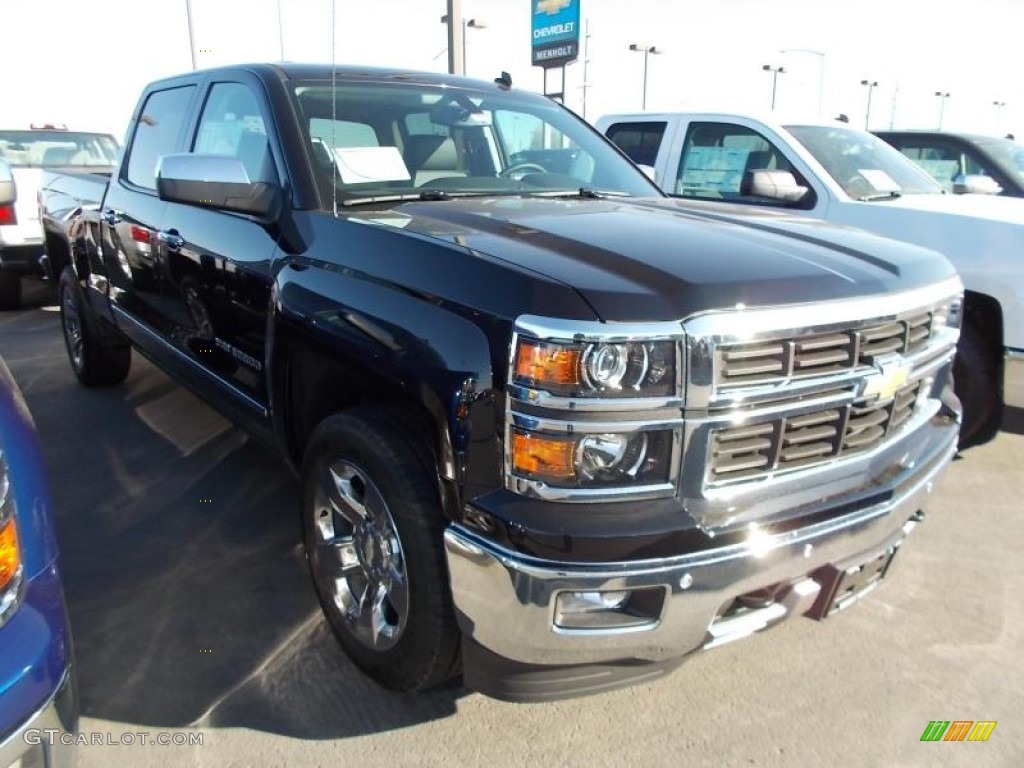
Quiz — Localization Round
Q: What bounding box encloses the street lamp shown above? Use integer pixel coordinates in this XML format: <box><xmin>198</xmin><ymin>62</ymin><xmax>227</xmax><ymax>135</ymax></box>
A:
<box><xmin>439</xmin><ymin>15</ymin><xmax>486</xmax><ymax>75</ymax></box>
<box><xmin>781</xmin><ymin>49</ymin><xmax>826</xmax><ymax>117</ymax></box>
<box><xmin>934</xmin><ymin>91</ymin><xmax>951</xmax><ymax>129</ymax></box>
<box><xmin>993</xmin><ymin>100</ymin><xmax>1007</xmax><ymax>132</ymax></box>
<box><xmin>762</xmin><ymin>64</ymin><xmax>786</xmax><ymax>111</ymax></box>
<box><xmin>629</xmin><ymin>43</ymin><xmax>663</xmax><ymax>110</ymax></box>
<box><xmin>184</xmin><ymin>0</ymin><xmax>197</xmax><ymax>70</ymax></box>
<box><xmin>860</xmin><ymin>80</ymin><xmax>879</xmax><ymax>129</ymax></box>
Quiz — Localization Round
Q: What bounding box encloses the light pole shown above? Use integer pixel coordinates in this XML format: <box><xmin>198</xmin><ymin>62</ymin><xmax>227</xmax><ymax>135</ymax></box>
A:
<box><xmin>762</xmin><ymin>64</ymin><xmax>785</xmax><ymax>111</ymax></box>
<box><xmin>629</xmin><ymin>44</ymin><xmax>663</xmax><ymax>110</ymax></box>
<box><xmin>935</xmin><ymin>91</ymin><xmax>951</xmax><ymax>129</ymax></box>
<box><xmin>993</xmin><ymin>100</ymin><xmax>1007</xmax><ymax>133</ymax></box>
<box><xmin>440</xmin><ymin>14</ymin><xmax>486</xmax><ymax>75</ymax></box>
<box><xmin>780</xmin><ymin>49</ymin><xmax>825</xmax><ymax>117</ymax></box>
<box><xmin>184</xmin><ymin>0</ymin><xmax>197</xmax><ymax>70</ymax></box>
<box><xmin>462</xmin><ymin>19</ymin><xmax>486</xmax><ymax>75</ymax></box>
<box><xmin>860</xmin><ymin>80</ymin><xmax>879</xmax><ymax>129</ymax></box>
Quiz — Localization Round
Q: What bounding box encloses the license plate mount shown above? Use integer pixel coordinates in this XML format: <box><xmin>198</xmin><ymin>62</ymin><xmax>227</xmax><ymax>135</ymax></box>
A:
<box><xmin>805</xmin><ymin>544</ymin><xmax>900</xmax><ymax>620</ymax></box>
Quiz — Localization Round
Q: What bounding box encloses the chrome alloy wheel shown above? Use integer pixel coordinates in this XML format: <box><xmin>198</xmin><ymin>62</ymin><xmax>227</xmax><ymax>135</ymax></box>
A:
<box><xmin>61</xmin><ymin>289</ymin><xmax>84</xmax><ymax>370</ymax></box>
<box><xmin>311</xmin><ymin>460</ymin><xmax>409</xmax><ymax>650</ymax></box>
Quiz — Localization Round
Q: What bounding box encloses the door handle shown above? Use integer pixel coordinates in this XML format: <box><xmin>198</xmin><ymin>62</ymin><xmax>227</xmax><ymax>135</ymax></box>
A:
<box><xmin>101</xmin><ymin>209</ymin><xmax>122</xmax><ymax>225</ymax></box>
<box><xmin>157</xmin><ymin>230</ymin><xmax>185</xmax><ymax>250</ymax></box>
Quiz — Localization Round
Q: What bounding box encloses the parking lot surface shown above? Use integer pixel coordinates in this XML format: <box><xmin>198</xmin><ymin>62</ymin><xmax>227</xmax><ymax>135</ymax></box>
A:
<box><xmin>1</xmin><ymin>283</ymin><xmax>1021</xmax><ymax>767</ymax></box>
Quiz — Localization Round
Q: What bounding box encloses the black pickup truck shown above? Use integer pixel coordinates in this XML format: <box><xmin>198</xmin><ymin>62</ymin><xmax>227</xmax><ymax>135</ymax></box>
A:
<box><xmin>40</xmin><ymin>64</ymin><xmax>963</xmax><ymax>701</ymax></box>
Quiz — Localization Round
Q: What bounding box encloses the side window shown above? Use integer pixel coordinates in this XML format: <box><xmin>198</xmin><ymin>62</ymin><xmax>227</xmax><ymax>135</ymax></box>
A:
<box><xmin>674</xmin><ymin>122</ymin><xmax>806</xmax><ymax>204</ymax></box>
<box><xmin>194</xmin><ymin>82</ymin><xmax>276</xmax><ymax>183</ymax></box>
<box><xmin>895</xmin><ymin>142</ymin><xmax>962</xmax><ymax>192</ymax></box>
<box><xmin>126</xmin><ymin>86</ymin><xmax>195</xmax><ymax>189</ymax></box>
<box><xmin>494</xmin><ymin>111</ymin><xmax>596</xmax><ymax>181</ymax></box>
<box><xmin>605</xmin><ymin>121</ymin><xmax>666</xmax><ymax>167</ymax></box>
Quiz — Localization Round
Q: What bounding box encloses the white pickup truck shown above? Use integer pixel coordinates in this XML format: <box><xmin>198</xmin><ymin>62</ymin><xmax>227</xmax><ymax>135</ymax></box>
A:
<box><xmin>595</xmin><ymin>112</ymin><xmax>1024</xmax><ymax>443</ymax></box>
<box><xmin>0</xmin><ymin>127</ymin><xmax>119</xmax><ymax>309</ymax></box>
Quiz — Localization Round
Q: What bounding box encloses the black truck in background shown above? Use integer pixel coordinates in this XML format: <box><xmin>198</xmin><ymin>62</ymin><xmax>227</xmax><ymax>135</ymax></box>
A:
<box><xmin>39</xmin><ymin>64</ymin><xmax>963</xmax><ymax>701</ymax></box>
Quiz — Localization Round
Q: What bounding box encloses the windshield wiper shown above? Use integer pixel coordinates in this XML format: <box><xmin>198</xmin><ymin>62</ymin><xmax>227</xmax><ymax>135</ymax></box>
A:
<box><xmin>524</xmin><ymin>187</ymin><xmax>631</xmax><ymax>199</ymax></box>
<box><xmin>341</xmin><ymin>189</ymin><xmax>452</xmax><ymax>207</ymax></box>
<box><xmin>858</xmin><ymin>190</ymin><xmax>903</xmax><ymax>202</ymax></box>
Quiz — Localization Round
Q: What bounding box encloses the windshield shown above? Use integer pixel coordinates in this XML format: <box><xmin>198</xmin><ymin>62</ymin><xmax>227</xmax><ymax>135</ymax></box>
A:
<box><xmin>0</xmin><ymin>130</ymin><xmax>119</xmax><ymax>168</ymax></box>
<box><xmin>786</xmin><ymin>125</ymin><xmax>943</xmax><ymax>199</ymax></box>
<box><xmin>291</xmin><ymin>81</ymin><xmax>661</xmax><ymax>205</ymax></box>
<box><xmin>974</xmin><ymin>136</ymin><xmax>1024</xmax><ymax>184</ymax></box>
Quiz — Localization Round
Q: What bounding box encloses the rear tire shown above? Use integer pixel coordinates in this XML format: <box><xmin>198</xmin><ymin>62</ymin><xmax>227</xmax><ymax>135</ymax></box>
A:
<box><xmin>0</xmin><ymin>270</ymin><xmax>22</xmax><ymax>311</ymax></box>
<box><xmin>954</xmin><ymin>321</ymin><xmax>999</xmax><ymax>446</ymax></box>
<box><xmin>301</xmin><ymin>407</ymin><xmax>460</xmax><ymax>692</ymax></box>
<box><xmin>59</xmin><ymin>267</ymin><xmax>131</xmax><ymax>387</ymax></box>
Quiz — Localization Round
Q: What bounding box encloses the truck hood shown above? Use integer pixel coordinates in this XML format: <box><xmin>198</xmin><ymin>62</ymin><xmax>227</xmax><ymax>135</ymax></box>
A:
<box><xmin>345</xmin><ymin>196</ymin><xmax>957</xmax><ymax>322</ymax></box>
<box><xmin>873</xmin><ymin>191</ymin><xmax>1024</xmax><ymax>224</ymax></box>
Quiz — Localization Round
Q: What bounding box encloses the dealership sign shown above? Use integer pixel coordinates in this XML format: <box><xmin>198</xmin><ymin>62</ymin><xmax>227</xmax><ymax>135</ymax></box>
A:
<box><xmin>532</xmin><ymin>0</ymin><xmax>580</xmax><ymax>68</ymax></box>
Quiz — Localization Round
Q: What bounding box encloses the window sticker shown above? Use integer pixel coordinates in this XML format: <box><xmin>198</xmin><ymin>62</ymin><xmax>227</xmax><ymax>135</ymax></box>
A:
<box><xmin>677</xmin><ymin>146</ymin><xmax>751</xmax><ymax>195</ymax></box>
<box><xmin>858</xmin><ymin>168</ymin><xmax>900</xmax><ymax>192</ymax></box>
<box><xmin>332</xmin><ymin>146</ymin><xmax>411</xmax><ymax>184</ymax></box>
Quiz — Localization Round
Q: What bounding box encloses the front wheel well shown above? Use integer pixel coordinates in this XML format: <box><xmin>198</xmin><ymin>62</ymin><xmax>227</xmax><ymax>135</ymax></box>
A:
<box><xmin>962</xmin><ymin>290</ymin><xmax>1003</xmax><ymax>357</ymax></box>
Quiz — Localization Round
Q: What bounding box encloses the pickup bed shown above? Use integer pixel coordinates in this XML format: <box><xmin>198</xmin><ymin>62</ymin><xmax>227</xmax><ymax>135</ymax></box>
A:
<box><xmin>43</xmin><ymin>64</ymin><xmax>962</xmax><ymax>701</ymax></box>
<box><xmin>597</xmin><ymin>112</ymin><xmax>1024</xmax><ymax>444</ymax></box>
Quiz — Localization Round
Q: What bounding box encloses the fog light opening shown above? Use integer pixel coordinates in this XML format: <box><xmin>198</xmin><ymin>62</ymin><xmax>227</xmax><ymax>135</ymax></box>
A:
<box><xmin>554</xmin><ymin>587</ymin><xmax>665</xmax><ymax>631</ymax></box>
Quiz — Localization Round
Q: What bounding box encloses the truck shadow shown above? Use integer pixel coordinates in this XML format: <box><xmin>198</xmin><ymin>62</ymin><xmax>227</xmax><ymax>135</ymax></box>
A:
<box><xmin>3</xmin><ymin>286</ymin><xmax>463</xmax><ymax>738</ymax></box>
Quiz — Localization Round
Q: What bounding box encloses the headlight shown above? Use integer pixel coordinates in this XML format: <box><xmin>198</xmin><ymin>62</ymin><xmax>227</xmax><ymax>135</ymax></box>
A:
<box><xmin>933</xmin><ymin>296</ymin><xmax>963</xmax><ymax>330</ymax></box>
<box><xmin>511</xmin><ymin>428</ymin><xmax>674</xmax><ymax>489</ymax></box>
<box><xmin>514</xmin><ymin>338</ymin><xmax>677</xmax><ymax>398</ymax></box>
<box><xmin>0</xmin><ymin>450</ymin><xmax>23</xmax><ymax>624</ymax></box>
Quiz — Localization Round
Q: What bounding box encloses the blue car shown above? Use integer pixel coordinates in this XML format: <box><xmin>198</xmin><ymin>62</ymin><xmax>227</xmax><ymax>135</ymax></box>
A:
<box><xmin>0</xmin><ymin>356</ymin><xmax>76</xmax><ymax>767</ymax></box>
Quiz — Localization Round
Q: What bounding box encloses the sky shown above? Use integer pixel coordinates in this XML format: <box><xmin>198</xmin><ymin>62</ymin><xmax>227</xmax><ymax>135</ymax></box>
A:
<box><xmin>2</xmin><ymin>0</ymin><xmax>1020</xmax><ymax>140</ymax></box>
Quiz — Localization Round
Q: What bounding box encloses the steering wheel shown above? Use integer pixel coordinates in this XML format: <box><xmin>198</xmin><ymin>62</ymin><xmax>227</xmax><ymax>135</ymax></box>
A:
<box><xmin>499</xmin><ymin>162</ymin><xmax>547</xmax><ymax>180</ymax></box>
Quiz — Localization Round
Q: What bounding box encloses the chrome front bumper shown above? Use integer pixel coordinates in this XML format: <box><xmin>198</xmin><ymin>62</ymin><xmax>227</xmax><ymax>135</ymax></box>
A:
<box><xmin>1004</xmin><ymin>349</ymin><xmax>1024</xmax><ymax>409</ymax></box>
<box><xmin>0</xmin><ymin>667</ymin><xmax>77</xmax><ymax>768</ymax></box>
<box><xmin>446</xmin><ymin>436</ymin><xmax>954</xmax><ymax>671</ymax></box>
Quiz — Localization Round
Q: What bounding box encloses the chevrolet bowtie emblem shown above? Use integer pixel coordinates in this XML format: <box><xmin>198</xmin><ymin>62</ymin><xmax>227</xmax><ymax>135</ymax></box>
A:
<box><xmin>536</xmin><ymin>0</ymin><xmax>571</xmax><ymax>15</ymax></box>
<box><xmin>862</xmin><ymin>357</ymin><xmax>912</xmax><ymax>400</ymax></box>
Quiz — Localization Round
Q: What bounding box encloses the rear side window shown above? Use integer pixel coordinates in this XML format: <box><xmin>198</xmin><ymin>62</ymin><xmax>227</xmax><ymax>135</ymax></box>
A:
<box><xmin>605</xmin><ymin>121</ymin><xmax>666</xmax><ymax>167</ymax></box>
<box><xmin>126</xmin><ymin>86</ymin><xmax>195</xmax><ymax>189</ymax></box>
<box><xmin>194</xmin><ymin>82</ymin><xmax>277</xmax><ymax>183</ymax></box>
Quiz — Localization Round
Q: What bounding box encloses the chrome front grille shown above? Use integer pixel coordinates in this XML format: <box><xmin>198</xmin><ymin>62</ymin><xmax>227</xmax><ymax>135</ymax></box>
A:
<box><xmin>718</xmin><ymin>313</ymin><xmax>934</xmax><ymax>388</ymax></box>
<box><xmin>709</xmin><ymin>381</ymin><xmax>922</xmax><ymax>484</ymax></box>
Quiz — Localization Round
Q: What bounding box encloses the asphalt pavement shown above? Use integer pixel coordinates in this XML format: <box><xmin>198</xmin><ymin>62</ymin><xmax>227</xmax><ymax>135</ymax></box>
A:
<box><xmin>1</xmin><ymin>281</ymin><xmax>1021</xmax><ymax>767</ymax></box>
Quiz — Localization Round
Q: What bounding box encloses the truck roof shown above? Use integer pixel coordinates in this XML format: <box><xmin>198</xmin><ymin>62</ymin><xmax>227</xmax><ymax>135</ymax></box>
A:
<box><xmin>145</xmin><ymin>63</ymin><xmax>510</xmax><ymax>92</ymax></box>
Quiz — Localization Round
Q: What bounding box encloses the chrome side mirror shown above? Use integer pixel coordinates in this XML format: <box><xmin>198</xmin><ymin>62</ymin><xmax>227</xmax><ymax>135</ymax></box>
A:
<box><xmin>156</xmin><ymin>154</ymin><xmax>279</xmax><ymax>217</ymax></box>
<box><xmin>743</xmin><ymin>169</ymin><xmax>809</xmax><ymax>203</ymax></box>
<box><xmin>952</xmin><ymin>173</ymin><xmax>1002</xmax><ymax>195</ymax></box>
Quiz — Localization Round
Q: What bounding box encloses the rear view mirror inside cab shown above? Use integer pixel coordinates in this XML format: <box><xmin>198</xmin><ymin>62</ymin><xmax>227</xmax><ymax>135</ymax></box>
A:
<box><xmin>428</xmin><ymin>96</ymin><xmax>492</xmax><ymax>128</ymax></box>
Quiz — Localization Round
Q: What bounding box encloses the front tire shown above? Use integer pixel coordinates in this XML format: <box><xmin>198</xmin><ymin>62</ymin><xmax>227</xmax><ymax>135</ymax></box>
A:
<box><xmin>59</xmin><ymin>268</ymin><xmax>131</xmax><ymax>387</ymax></box>
<box><xmin>301</xmin><ymin>408</ymin><xmax>460</xmax><ymax>691</ymax></box>
<box><xmin>0</xmin><ymin>270</ymin><xmax>22</xmax><ymax>311</ymax></box>
<box><xmin>954</xmin><ymin>321</ymin><xmax>999</xmax><ymax>446</ymax></box>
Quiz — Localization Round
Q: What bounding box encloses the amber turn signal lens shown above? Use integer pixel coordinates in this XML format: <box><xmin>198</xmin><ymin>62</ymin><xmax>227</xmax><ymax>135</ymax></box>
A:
<box><xmin>511</xmin><ymin>431</ymin><xmax>577</xmax><ymax>482</ymax></box>
<box><xmin>0</xmin><ymin>519</ymin><xmax>19</xmax><ymax>593</ymax></box>
<box><xmin>515</xmin><ymin>340</ymin><xmax>580</xmax><ymax>389</ymax></box>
